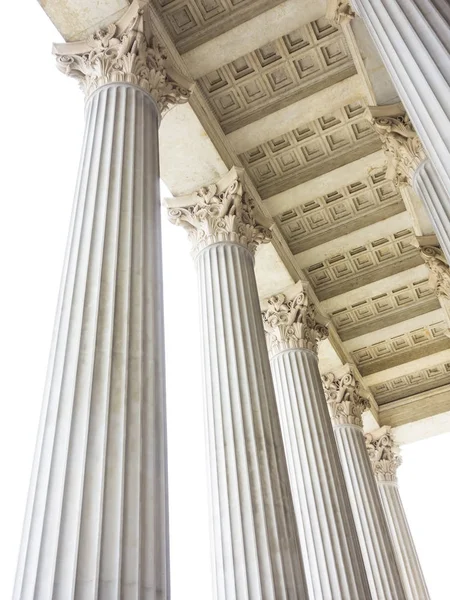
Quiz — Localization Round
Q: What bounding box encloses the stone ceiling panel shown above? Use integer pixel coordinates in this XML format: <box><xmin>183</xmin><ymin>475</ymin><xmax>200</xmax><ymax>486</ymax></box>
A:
<box><xmin>353</xmin><ymin>321</ymin><xmax>450</xmax><ymax>377</ymax></box>
<box><xmin>330</xmin><ymin>279</ymin><xmax>440</xmax><ymax>341</ymax></box>
<box><xmin>304</xmin><ymin>228</ymin><xmax>423</xmax><ymax>301</ymax></box>
<box><xmin>274</xmin><ymin>167</ymin><xmax>403</xmax><ymax>254</ymax></box>
<box><xmin>240</xmin><ymin>101</ymin><xmax>380</xmax><ymax>199</ymax></box>
<box><xmin>155</xmin><ymin>0</ymin><xmax>287</xmax><ymax>53</ymax></box>
<box><xmin>198</xmin><ymin>18</ymin><xmax>357</xmax><ymax>133</ymax></box>
<box><xmin>371</xmin><ymin>360</ymin><xmax>450</xmax><ymax>406</ymax></box>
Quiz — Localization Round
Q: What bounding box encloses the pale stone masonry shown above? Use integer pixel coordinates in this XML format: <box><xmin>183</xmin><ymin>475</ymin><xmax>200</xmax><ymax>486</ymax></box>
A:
<box><xmin>14</xmin><ymin>0</ymin><xmax>449</xmax><ymax>597</ymax></box>
<box><xmin>366</xmin><ymin>427</ymin><xmax>431</xmax><ymax>600</ymax></box>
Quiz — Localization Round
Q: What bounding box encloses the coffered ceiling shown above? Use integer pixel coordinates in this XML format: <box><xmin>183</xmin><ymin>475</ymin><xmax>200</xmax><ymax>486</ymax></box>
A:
<box><xmin>40</xmin><ymin>0</ymin><xmax>450</xmax><ymax>436</ymax></box>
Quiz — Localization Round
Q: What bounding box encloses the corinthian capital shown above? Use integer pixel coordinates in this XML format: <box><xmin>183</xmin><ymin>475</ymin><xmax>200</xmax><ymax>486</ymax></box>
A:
<box><xmin>53</xmin><ymin>0</ymin><xmax>192</xmax><ymax>114</ymax></box>
<box><xmin>366</xmin><ymin>103</ymin><xmax>426</xmax><ymax>187</ymax></box>
<box><xmin>167</xmin><ymin>167</ymin><xmax>272</xmax><ymax>256</ymax></box>
<box><xmin>322</xmin><ymin>365</ymin><xmax>370</xmax><ymax>428</ymax></box>
<box><xmin>262</xmin><ymin>281</ymin><xmax>329</xmax><ymax>358</ymax></box>
<box><xmin>417</xmin><ymin>240</ymin><xmax>450</xmax><ymax>302</ymax></box>
<box><xmin>365</xmin><ymin>426</ymin><xmax>402</xmax><ymax>483</ymax></box>
<box><xmin>326</xmin><ymin>0</ymin><xmax>356</xmax><ymax>26</ymax></box>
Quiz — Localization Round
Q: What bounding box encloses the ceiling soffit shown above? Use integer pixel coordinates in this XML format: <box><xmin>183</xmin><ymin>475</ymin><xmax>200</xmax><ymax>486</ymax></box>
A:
<box><xmin>371</xmin><ymin>360</ymin><xmax>450</xmax><ymax>405</ymax></box>
<box><xmin>330</xmin><ymin>279</ymin><xmax>440</xmax><ymax>341</ymax></box>
<box><xmin>304</xmin><ymin>229</ymin><xmax>423</xmax><ymax>301</ymax></box>
<box><xmin>240</xmin><ymin>100</ymin><xmax>381</xmax><ymax>199</ymax></box>
<box><xmin>154</xmin><ymin>0</ymin><xmax>286</xmax><ymax>53</ymax></box>
<box><xmin>197</xmin><ymin>18</ymin><xmax>356</xmax><ymax>133</ymax></box>
<box><xmin>274</xmin><ymin>167</ymin><xmax>403</xmax><ymax>254</ymax></box>
<box><xmin>353</xmin><ymin>321</ymin><xmax>450</xmax><ymax>377</ymax></box>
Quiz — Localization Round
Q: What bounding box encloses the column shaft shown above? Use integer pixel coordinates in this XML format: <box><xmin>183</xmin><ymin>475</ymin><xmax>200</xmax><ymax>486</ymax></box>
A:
<box><xmin>334</xmin><ymin>425</ymin><xmax>405</xmax><ymax>599</ymax></box>
<box><xmin>14</xmin><ymin>84</ymin><xmax>168</xmax><ymax>600</ymax></box>
<box><xmin>378</xmin><ymin>482</ymin><xmax>430</xmax><ymax>600</ymax></box>
<box><xmin>197</xmin><ymin>242</ymin><xmax>307</xmax><ymax>600</ymax></box>
<box><xmin>270</xmin><ymin>349</ymin><xmax>370</xmax><ymax>599</ymax></box>
<box><xmin>353</xmin><ymin>0</ymin><xmax>450</xmax><ymax>192</ymax></box>
<box><xmin>413</xmin><ymin>159</ymin><xmax>450</xmax><ymax>263</ymax></box>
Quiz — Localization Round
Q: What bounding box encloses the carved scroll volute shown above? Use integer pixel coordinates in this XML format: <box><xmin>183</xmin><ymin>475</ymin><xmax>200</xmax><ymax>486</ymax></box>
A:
<box><xmin>366</xmin><ymin>104</ymin><xmax>426</xmax><ymax>187</ymax></box>
<box><xmin>262</xmin><ymin>283</ymin><xmax>329</xmax><ymax>358</ymax></box>
<box><xmin>53</xmin><ymin>0</ymin><xmax>192</xmax><ymax>115</ymax></box>
<box><xmin>322</xmin><ymin>368</ymin><xmax>370</xmax><ymax>427</ymax></box>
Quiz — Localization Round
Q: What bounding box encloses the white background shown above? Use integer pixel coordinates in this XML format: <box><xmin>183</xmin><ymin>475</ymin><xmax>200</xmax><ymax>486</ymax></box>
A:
<box><xmin>0</xmin><ymin>3</ymin><xmax>449</xmax><ymax>598</ymax></box>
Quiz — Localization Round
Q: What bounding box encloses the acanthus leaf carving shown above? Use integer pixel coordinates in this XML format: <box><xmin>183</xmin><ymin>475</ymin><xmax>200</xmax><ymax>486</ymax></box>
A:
<box><xmin>366</xmin><ymin>104</ymin><xmax>426</xmax><ymax>187</ymax></box>
<box><xmin>365</xmin><ymin>427</ymin><xmax>402</xmax><ymax>483</ymax></box>
<box><xmin>322</xmin><ymin>368</ymin><xmax>370</xmax><ymax>428</ymax></box>
<box><xmin>262</xmin><ymin>285</ymin><xmax>329</xmax><ymax>357</ymax></box>
<box><xmin>326</xmin><ymin>0</ymin><xmax>356</xmax><ymax>26</ymax></box>
<box><xmin>419</xmin><ymin>245</ymin><xmax>450</xmax><ymax>302</ymax></box>
<box><xmin>167</xmin><ymin>168</ymin><xmax>272</xmax><ymax>256</ymax></box>
<box><xmin>53</xmin><ymin>1</ymin><xmax>191</xmax><ymax>115</ymax></box>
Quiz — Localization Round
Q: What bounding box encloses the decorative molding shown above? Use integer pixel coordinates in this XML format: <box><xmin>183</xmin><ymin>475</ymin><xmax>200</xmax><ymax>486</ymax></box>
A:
<box><xmin>330</xmin><ymin>278</ymin><xmax>436</xmax><ymax>341</ymax></box>
<box><xmin>155</xmin><ymin>0</ymin><xmax>286</xmax><ymax>54</ymax></box>
<box><xmin>305</xmin><ymin>228</ymin><xmax>420</xmax><ymax>301</ymax></box>
<box><xmin>417</xmin><ymin>244</ymin><xmax>450</xmax><ymax>302</ymax></box>
<box><xmin>322</xmin><ymin>365</ymin><xmax>370</xmax><ymax>427</ymax></box>
<box><xmin>241</xmin><ymin>100</ymin><xmax>381</xmax><ymax>199</ymax></box>
<box><xmin>53</xmin><ymin>0</ymin><xmax>192</xmax><ymax>114</ymax></box>
<box><xmin>352</xmin><ymin>320</ymin><xmax>449</xmax><ymax>376</ymax></box>
<box><xmin>167</xmin><ymin>167</ymin><xmax>271</xmax><ymax>255</ymax></box>
<box><xmin>274</xmin><ymin>167</ymin><xmax>403</xmax><ymax>254</ymax></box>
<box><xmin>262</xmin><ymin>281</ymin><xmax>329</xmax><ymax>357</ymax></box>
<box><xmin>326</xmin><ymin>1</ymin><xmax>356</xmax><ymax>26</ymax></box>
<box><xmin>198</xmin><ymin>18</ymin><xmax>356</xmax><ymax>133</ymax></box>
<box><xmin>365</xmin><ymin>426</ymin><xmax>401</xmax><ymax>483</ymax></box>
<box><xmin>371</xmin><ymin>360</ymin><xmax>450</xmax><ymax>406</ymax></box>
<box><xmin>366</xmin><ymin>103</ymin><xmax>426</xmax><ymax>187</ymax></box>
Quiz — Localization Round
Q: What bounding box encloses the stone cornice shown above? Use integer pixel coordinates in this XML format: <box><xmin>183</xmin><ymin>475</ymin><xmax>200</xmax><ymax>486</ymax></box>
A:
<box><xmin>166</xmin><ymin>167</ymin><xmax>272</xmax><ymax>256</ymax></box>
<box><xmin>366</xmin><ymin>103</ymin><xmax>426</xmax><ymax>187</ymax></box>
<box><xmin>365</xmin><ymin>426</ymin><xmax>402</xmax><ymax>483</ymax></box>
<box><xmin>322</xmin><ymin>365</ymin><xmax>370</xmax><ymax>428</ymax></box>
<box><xmin>262</xmin><ymin>281</ymin><xmax>329</xmax><ymax>358</ymax></box>
<box><xmin>53</xmin><ymin>0</ymin><xmax>192</xmax><ymax>115</ymax></box>
<box><xmin>326</xmin><ymin>0</ymin><xmax>356</xmax><ymax>26</ymax></box>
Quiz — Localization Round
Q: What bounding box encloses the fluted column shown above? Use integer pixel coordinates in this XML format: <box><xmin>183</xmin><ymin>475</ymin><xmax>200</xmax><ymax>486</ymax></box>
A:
<box><xmin>322</xmin><ymin>366</ymin><xmax>405</xmax><ymax>599</ymax></box>
<box><xmin>262</xmin><ymin>283</ymin><xmax>371</xmax><ymax>600</ymax></box>
<box><xmin>367</xmin><ymin>103</ymin><xmax>450</xmax><ymax>265</ymax></box>
<box><xmin>14</xmin><ymin>3</ymin><xmax>190</xmax><ymax>599</ymax></box>
<box><xmin>353</xmin><ymin>0</ymin><xmax>450</xmax><ymax>193</ymax></box>
<box><xmin>413</xmin><ymin>160</ymin><xmax>450</xmax><ymax>261</ymax></box>
<box><xmin>366</xmin><ymin>427</ymin><xmax>430</xmax><ymax>600</ymax></box>
<box><xmin>168</xmin><ymin>169</ymin><xmax>308</xmax><ymax>600</ymax></box>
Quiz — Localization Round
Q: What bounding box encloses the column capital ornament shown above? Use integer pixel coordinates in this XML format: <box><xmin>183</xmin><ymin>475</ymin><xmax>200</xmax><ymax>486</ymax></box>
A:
<box><xmin>365</xmin><ymin>426</ymin><xmax>402</xmax><ymax>483</ymax></box>
<box><xmin>416</xmin><ymin>239</ymin><xmax>450</xmax><ymax>302</ymax></box>
<box><xmin>366</xmin><ymin>103</ymin><xmax>426</xmax><ymax>187</ymax></box>
<box><xmin>262</xmin><ymin>281</ymin><xmax>329</xmax><ymax>358</ymax></box>
<box><xmin>167</xmin><ymin>167</ymin><xmax>272</xmax><ymax>256</ymax></box>
<box><xmin>322</xmin><ymin>366</ymin><xmax>370</xmax><ymax>428</ymax></box>
<box><xmin>326</xmin><ymin>1</ymin><xmax>356</xmax><ymax>26</ymax></box>
<box><xmin>53</xmin><ymin>0</ymin><xmax>192</xmax><ymax>114</ymax></box>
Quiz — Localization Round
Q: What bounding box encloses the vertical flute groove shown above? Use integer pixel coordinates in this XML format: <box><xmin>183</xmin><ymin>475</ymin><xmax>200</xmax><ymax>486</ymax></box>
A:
<box><xmin>270</xmin><ymin>349</ymin><xmax>371</xmax><ymax>600</ymax></box>
<box><xmin>196</xmin><ymin>242</ymin><xmax>308</xmax><ymax>600</ymax></box>
<box><xmin>333</xmin><ymin>425</ymin><xmax>405</xmax><ymax>599</ymax></box>
<box><xmin>14</xmin><ymin>84</ymin><xmax>168</xmax><ymax>600</ymax></box>
<box><xmin>378</xmin><ymin>482</ymin><xmax>430</xmax><ymax>600</ymax></box>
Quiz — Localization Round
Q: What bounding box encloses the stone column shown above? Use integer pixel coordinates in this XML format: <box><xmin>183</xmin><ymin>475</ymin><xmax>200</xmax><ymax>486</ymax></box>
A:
<box><xmin>13</xmin><ymin>4</ymin><xmax>191</xmax><ymax>599</ymax></box>
<box><xmin>367</xmin><ymin>103</ymin><xmax>450</xmax><ymax>264</ymax></box>
<box><xmin>413</xmin><ymin>241</ymin><xmax>450</xmax><ymax>333</ymax></box>
<box><xmin>352</xmin><ymin>0</ymin><xmax>450</xmax><ymax>194</ymax></box>
<box><xmin>167</xmin><ymin>168</ymin><xmax>308</xmax><ymax>600</ymax></box>
<box><xmin>261</xmin><ymin>282</ymin><xmax>371</xmax><ymax>600</ymax></box>
<box><xmin>322</xmin><ymin>366</ymin><xmax>406</xmax><ymax>599</ymax></box>
<box><xmin>366</xmin><ymin>427</ymin><xmax>430</xmax><ymax>600</ymax></box>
